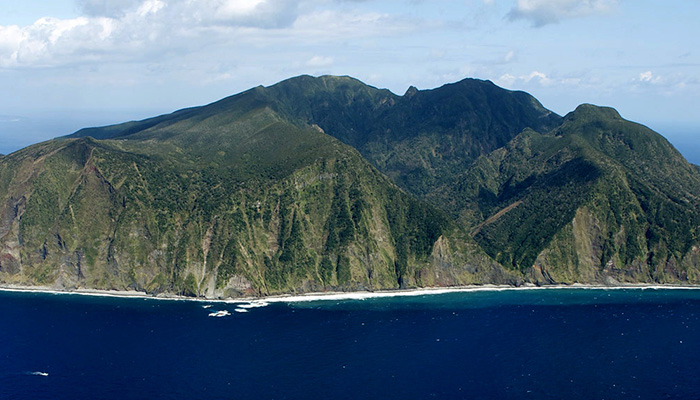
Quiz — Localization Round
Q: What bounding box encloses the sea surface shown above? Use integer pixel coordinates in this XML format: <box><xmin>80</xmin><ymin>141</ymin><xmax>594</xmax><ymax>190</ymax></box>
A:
<box><xmin>2</xmin><ymin>288</ymin><xmax>700</xmax><ymax>399</ymax></box>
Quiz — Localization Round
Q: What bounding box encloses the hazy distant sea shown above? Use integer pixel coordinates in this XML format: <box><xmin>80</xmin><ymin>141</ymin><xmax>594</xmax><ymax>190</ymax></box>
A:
<box><xmin>2</xmin><ymin>288</ymin><xmax>700</xmax><ymax>399</ymax></box>
<box><xmin>0</xmin><ymin>111</ymin><xmax>164</xmax><ymax>155</ymax></box>
<box><xmin>646</xmin><ymin>122</ymin><xmax>699</xmax><ymax>165</ymax></box>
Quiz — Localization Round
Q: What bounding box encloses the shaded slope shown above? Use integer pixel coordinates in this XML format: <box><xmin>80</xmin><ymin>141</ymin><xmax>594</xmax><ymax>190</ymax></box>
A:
<box><xmin>261</xmin><ymin>76</ymin><xmax>563</xmax><ymax>203</ymax></box>
<box><xmin>457</xmin><ymin>104</ymin><xmax>700</xmax><ymax>283</ymax></box>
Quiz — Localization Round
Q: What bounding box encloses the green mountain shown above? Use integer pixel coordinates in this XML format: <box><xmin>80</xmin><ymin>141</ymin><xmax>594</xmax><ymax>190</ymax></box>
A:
<box><xmin>0</xmin><ymin>81</ymin><xmax>512</xmax><ymax>297</ymax></box>
<box><xmin>460</xmin><ymin>105</ymin><xmax>700</xmax><ymax>283</ymax></box>
<box><xmin>1</xmin><ymin>75</ymin><xmax>699</xmax><ymax>297</ymax></box>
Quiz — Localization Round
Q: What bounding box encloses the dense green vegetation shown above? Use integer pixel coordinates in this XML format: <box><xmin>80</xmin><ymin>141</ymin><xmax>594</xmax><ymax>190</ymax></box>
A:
<box><xmin>2</xmin><ymin>75</ymin><xmax>700</xmax><ymax>296</ymax></box>
<box><xmin>0</xmin><ymin>95</ymin><xmax>469</xmax><ymax>295</ymax></box>
<box><xmin>454</xmin><ymin>105</ymin><xmax>700</xmax><ymax>283</ymax></box>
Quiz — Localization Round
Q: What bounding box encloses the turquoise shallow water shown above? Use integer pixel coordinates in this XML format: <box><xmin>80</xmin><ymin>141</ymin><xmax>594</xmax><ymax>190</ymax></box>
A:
<box><xmin>1</xmin><ymin>288</ymin><xmax>700</xmax><ymax>399</ymax></box>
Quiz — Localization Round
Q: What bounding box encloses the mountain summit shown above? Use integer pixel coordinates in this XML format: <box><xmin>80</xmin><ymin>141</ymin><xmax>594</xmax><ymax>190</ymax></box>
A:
<box><xmin>2</xmin><ymin>75</ymin><xmax>699</xmax><ymax>296</ymax></box>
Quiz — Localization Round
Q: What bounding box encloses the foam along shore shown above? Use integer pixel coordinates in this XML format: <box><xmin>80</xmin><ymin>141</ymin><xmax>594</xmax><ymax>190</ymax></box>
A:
<box><xmin>1</xmin><ymin>283</ymin><xmax>700</xmax><ymax>305</ymax></box>
<box><xmin>208</xmin><ymin>310</ymin><xmax>231</xmax><ymax>317</ymax></box>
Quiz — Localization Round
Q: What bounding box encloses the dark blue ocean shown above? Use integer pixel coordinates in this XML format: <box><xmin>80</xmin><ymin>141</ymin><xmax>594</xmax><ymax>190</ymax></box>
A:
<box><xmin>2</xmin><ymin>288</ymin><xmax>700</xmax><ymax>399</ymax></box>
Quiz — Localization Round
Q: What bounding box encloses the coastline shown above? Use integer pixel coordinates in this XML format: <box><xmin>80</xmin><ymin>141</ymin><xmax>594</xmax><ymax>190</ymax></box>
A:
<box><xmin>2</xmin><ymin>282</ymin><xmax>700</xmax><ymax>304</ymax></box>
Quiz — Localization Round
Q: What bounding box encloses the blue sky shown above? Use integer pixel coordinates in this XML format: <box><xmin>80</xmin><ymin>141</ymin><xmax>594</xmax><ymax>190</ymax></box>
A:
<box><xmin>0</xmin><ymin>0</ymin><xmax>698</xmax><ymax>158</ymax></box>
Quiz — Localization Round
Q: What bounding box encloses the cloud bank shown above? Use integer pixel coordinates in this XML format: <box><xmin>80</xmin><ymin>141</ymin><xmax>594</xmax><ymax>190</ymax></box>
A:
<box><xmin>0</xmin><ymin>0</ymin><xmax>392</xmax><ymax>69</ymax></box>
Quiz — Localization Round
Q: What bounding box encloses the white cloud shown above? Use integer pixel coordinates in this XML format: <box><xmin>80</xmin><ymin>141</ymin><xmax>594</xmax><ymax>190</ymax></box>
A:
<box><xmin>627</xmin><ymin>70</ymin><xmax>700</xmax><ymax>100</ymax></box>
<box><xmin>5</xmin><ymin>16</ymin><xmax>125</xmax><ymax>67</ymax></box>
<box><xmin>638</xmin><ymin>70</ymin><xmax>660</xmax><ymax>84</ymax></box>
<box><xmin>136</xmin><ymin>0</ymin><xmax>165</xmax><ymax>17</ymax></box>
<box><xmin>497</xmin><ymin>73</ymin><xmax>516</xmax><ymax>87</ymax></box>
<box><xmin>211</xmin><ymin>0</ymin><xmax>301</xmax><ymax>28</ymax></box>
<box><xmin>508</xmin><ymin>0</ymin><xmax>619</xmax><ymax>27</ymax></box>
<box><xmin>293</xmin><ymin>9</ymin><xmax>391</xmax><ymax>36</ymax></box>
<box><xmin>495</xmin><ymin>70</ymin><xmax>577</xmax><ymax>88</ymax></box>
<box><xmin>220</xmin><ymin>0</ymin><xmax>267</xmax><ymax>16</ymax></box>
<box><xmin>524</xmin><ymin>70</ymin><xmax>551</xmax><ymax>85</ymax></box>
<box><xmin>306</xmin><ymin>55</ymin><xmax>333</xmax><ymax>67</ymax></box>
<box><xmin>77</xmin><ymin>0</ymin><xmax>142</xmax><ymax>18</ymax></box>
<box><xmin>504</xmin><ymin>50</ymin><xmax>515</xmax><ymax>62</ymax></box>
<box><xmin>0</xmin><ymin>25</ymin><xmax>23</xmax><ymax>63</ymax></box>
<box><xmin>0</xmin><ymin>0</ymin><xmax>406</xmax><ymax>69</ymax></box>
<box><xmin>0</xmin><ymin>0</ymin><xmax>308</xmax><ymax>68</ymax></box>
